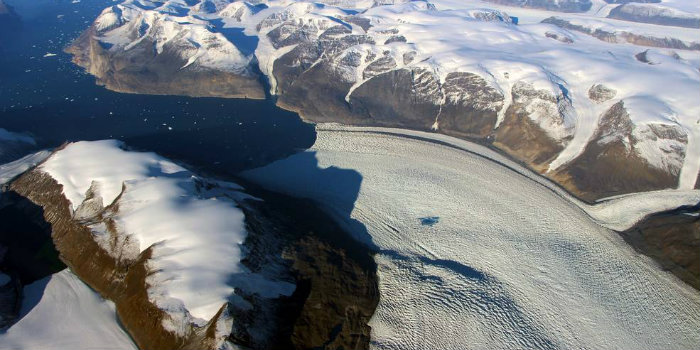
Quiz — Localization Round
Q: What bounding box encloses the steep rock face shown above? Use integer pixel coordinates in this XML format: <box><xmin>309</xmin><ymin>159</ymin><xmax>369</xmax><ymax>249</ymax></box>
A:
<box><xmin>494</xmin><ymin>81</ymin><xmax>573</xmax><ymax>171</ymax></box>
<box><xmin>621</xmin><ymin>203</ymin><xmax>700</xmax><ymax>290</ymax></box>
<box><xmin>553</xmin><ymin>102</ymin><xmax>687</xmax><ymax>200</ymax></box>
<box><xmin>6</xmin><ymin>143</ymin><xmax>379</xmax><ymax>350</ymax></box>
<box><xmin>483</xmin><ymin>0</ymin><xmax>593</xmax><ymax>13</ymax></box>
<box><xmin>608</xmin><ymin>3</ymin><xmax>700</xmax><ymax>29</ymax></box>
<box><xmin>68</xmin><ymin>0</ymin><xmax>700</xmax><ymax>201</ymax></box>
<box><xmin>349</xmin><ymin>68</ymin><xmax>442</xmax><ymax>130</ymax></box>
<box><xmin>66</xmin><ymin>16</ymin><xmax>264</xmax><ymax>99</ymax></box>
<box><xmin>432</xmin><ymin>72</ymin><xmax>504</xmax><ymax>137</ymax></box>
<box><xmin>10</xmin><ymin>170</ymin><xmax>191</xmax><ymax>349</ymax></box>
<box><xmin>240</xmin><ymin>192</ymin><xmax>378</xmax><ymax>350</ymax></box>
<box><xmin>541</xmin><ymin>17</ymin><xmax>700</xmax><ymax>50</ymax></box>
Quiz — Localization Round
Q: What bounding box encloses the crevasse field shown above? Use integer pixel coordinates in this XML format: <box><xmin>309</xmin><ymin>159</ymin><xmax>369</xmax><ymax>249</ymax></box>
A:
<box><xmin>242</xmin><ymin>125</ymin><xmax>700</xmax><ymax>350</ymax></box>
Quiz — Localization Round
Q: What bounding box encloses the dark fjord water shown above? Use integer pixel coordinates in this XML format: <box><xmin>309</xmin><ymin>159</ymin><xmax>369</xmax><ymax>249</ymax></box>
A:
<box><xmin>0</xmin><ymin>0</ymin><xmax>316</xmax><ymax>177</ymax></box>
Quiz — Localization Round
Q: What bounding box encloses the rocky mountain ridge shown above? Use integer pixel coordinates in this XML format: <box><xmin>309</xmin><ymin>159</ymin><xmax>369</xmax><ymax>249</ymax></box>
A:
<box><xmin>67</xmin><ymin>0</ymin><xmax>700</xmax><ymax>201</ymax></box>
<box><xmin>2</xmin><ymin>142</ymin><xmax>378</xmax><ymax>350</ymax></box>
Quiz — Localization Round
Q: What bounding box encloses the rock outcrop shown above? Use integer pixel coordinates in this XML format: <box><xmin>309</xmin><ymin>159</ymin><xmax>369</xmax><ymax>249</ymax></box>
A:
<box><xmin>5</xmin><ymin>143</ymin><xmax>378</xmax><ymax>349</ymax></box>
<box><xmin>608</xmin><ymin>3</ymin><xmax>700</xmax><ymax>29</ymax></box>
<box><xmin>621</xmin><ymin>203</ymin><xmax>700</xmax><ymax>290</ymax></box>
<box><xmin>541</xmin><ymin>16</ymin><xmax>700</xmax><ymax>50</ymax></box>
<box><xmin>552</xmin><ymin>102</ymin><xmax>687</xmax><ymax>200</ymax></box>
<box><xmin>66</xmin><ymin>0</ymin><xmax>700</xmax><ymax>202</ymax></box>
<box><xmin>66</xmin><ymin>21</ymin><xmax>264</xmax><ymax>99</ymax></box>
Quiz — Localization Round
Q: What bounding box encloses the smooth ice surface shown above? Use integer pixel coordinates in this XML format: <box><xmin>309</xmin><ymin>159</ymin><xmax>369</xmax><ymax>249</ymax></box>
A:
<box><xmin>40</xmin><ymin>140</ymin><xmax>256</xmax><ymax>323</ymax></box>
<box><xmin>242</xmin><ymin>125</ymin><xmax>700</xmax><ymax>350</ymax></box>
<box><xmin>0</xmin><ymin>269</ymin><xmax>138</xmax><ymax>350</ymax></box>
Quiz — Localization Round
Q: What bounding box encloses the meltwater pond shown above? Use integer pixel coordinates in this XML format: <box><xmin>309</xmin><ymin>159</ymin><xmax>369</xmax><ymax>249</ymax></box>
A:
<box><xmin>0</xmin><ymin>0</ymin><xmax>315</xmax><ymax>176</ymax></box>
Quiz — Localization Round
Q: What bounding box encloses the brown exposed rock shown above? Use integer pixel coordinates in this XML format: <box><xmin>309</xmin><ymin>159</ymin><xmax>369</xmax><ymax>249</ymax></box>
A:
<box><xmin>7</xmin><ymin>162</ymin><xmax>379</xmax><ymax>350</ymax></box>
<box><xmin>588</xmin><ymin>84</ymin><xmax>616</xmax><ymax>103</ymax></box>
<box><xmin>349</xmin><ymin>68</ymin><xmax>441</xmax><ymax>130</ymax></box>
<box><xmin>493</xmin><ymin>82</ymin><xmax>572</xmax><ymax>172</ymax></box>
<box><xmin>65</xmin><ymin>26</ymin><xmax>265</xmax><ymax>99</ymax></box>
<box><xmin>552</xmin><ymin>102</ymin><xmax>681</xmax><ymax>201</ymax></box>
<box><xmin>439</xmin><ymin>72</ymin><xmax>504</xmax><ymax>138</ymax></box>
<box><xmin>620</xmin><ymin>204</ymin><xmax>700</xmax><ymax>290</ymax></box>
<box><xmin>493</xmin><ymin>105</ymin><xmax>564</xmax><ymax>173</ymax></box>
<box><xmin>10</xmin><ymin>170</ymin><xmax>190</xmax><ymax>349</ymax></box>
<box><xmin>542</xmin><ymin>16</ymin><xmax>700</xmax><ymax>50</ymax></box>
<box><xmin>237</xmin><ymin>187</ymin><xmax>379</xmax><ymax>350</ymax></box>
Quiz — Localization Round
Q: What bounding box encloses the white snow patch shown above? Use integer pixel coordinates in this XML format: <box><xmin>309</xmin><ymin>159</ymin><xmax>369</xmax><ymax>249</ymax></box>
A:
<box><xmin>0</xmin><ymin>150</ymin><xmax>51</xmax><ymax>185</ymax></box>
<box><xmin>0</xmin><ymin>269</ymin><xmax>138</xmax><ymax>350</ymax></box>
<box><xmin>38</xmin><ymin>140</ymin><xmax>292</xmax><ymax>325</ymax></box>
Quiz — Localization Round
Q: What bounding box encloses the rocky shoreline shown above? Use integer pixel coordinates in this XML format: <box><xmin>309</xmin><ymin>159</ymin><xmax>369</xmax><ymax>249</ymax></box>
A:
<box><xmin>66</xmin><ymin>26</ymin><xmax>265</xmax><ymax>100</ymax></box>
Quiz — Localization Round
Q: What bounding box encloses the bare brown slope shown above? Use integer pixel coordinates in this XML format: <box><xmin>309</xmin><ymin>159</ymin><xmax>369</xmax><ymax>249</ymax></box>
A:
<box><xmin>8</xmin><ymin>164</ymin><xmax>379</xmax><ymax>349</ymax></box>
<box><xmin>552</xmin><ymin>102</ymin><xmax>681</xmax><ymax>201</ymax></box>
<box><xmin>66</xmin><ymin>26</ymin><xmax>265</xmax><ymax>100</ymax></box>
<box><xmin>10</xmin><ymin>170</ymin><xmax>194</xmax><ymax>349</ymax></box>
<box><xmin>621</xmin><ymin>204</ymin><xmax>700</xmax><ymax>290</ymax></box>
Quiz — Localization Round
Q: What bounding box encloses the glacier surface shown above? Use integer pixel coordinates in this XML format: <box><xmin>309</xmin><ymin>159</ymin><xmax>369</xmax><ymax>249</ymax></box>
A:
<box><xmin>242</xmin><ymin>124</ymin><xmax>700</xmax><ymax>350</ymax></box>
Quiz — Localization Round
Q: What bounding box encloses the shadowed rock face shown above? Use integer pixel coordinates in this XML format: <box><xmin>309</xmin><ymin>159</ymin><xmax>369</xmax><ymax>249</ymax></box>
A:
<box><xmin>431</xmin><ymin>72</ymin><xmax>504</xmax><ymax>138</ymax></box>
<box><xmin>552</xmin><ymin>102</ymin><xmax>685</xmax><ymax>201</ymax></box>
<box><xmin>7</xmin><ymin>162</ymin><xmax>378</xmax><ymax>350</ymax></box>
<box><xmin>608</xmin><ymin>3</ymin><xmax>700</xmax><ymax>29</ymax></box>
<box><xmin>349</xmin><ymin>68</ymin><xmax>441</xmax><ymax>130</ymax></box>
<box><xmin>542</xmin><ymin>17</ymin><xmax>700</xmax><ymax>50</ymax></box>
<box><xmin>0</xmin><ymin>190</ymin><xmax>64</xmax><ymax>328</ymax></box>
<box><xmin>483</xmin><ymin>0</ymin><xmax>593</xmax><ymax>13</ymax></box>
<box><xmin>66</xmin><ymin>26</ymin><xmax>265</xmax><ymax>99</ymax></box>
<box><xmin>239</xmin><ymin>189</ymin><xmax>378</xmax><ymax>350</ymax></box>
<box><xmin>493</xmin><ymin>81</ymin><xmax>573</xmax><ymax>172</ymax></box>
<box><xmin>64</xmin><ymin>2</ymin><xmax>693</xmax><ymax>204</ymax></box>
<box><xmin>621</xmin><ymin>204</ymin><xmax>700</xmax><ymax>290</ymax></box>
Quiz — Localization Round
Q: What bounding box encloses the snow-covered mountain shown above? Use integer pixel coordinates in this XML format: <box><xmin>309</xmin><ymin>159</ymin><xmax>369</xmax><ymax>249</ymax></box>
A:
<box><xmin>69</xmin><ymin>0</ymin><xmax>700</xmax><ymax>200</ymax></box>
<box><xmin>2</xmin><ymin>140</ymin><xmax>378</xmax><ymax>349</ymax></box>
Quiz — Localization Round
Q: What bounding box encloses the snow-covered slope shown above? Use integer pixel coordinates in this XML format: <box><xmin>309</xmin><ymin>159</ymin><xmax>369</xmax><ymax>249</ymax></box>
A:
<box><xmin>242</xmin><ymin>125</ymin><xmax>700</xmax><ymax>350</ymax></box>
<box><xmin>11</xmin><ymin>140</ymin><xmax>294</xmax><ymax>349</ymax></box>
<box><xmin>40</xmin><ymin>140</ymin><xmax>255</xmax><ymax>323</ymax></box>
<box><xmin>0</xmin><ymin>269</ymin><xmax>138</xmax><ymax>350</ymax></box>
<box><xmin>74</xmin><ymin>0</ymin><xmax>700</xmax><ymax>199</ymax></box>
<box><xmin>0</xmin><ymin>150</ymin><xmax>50</xmax><ymax>185</ymax></box>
